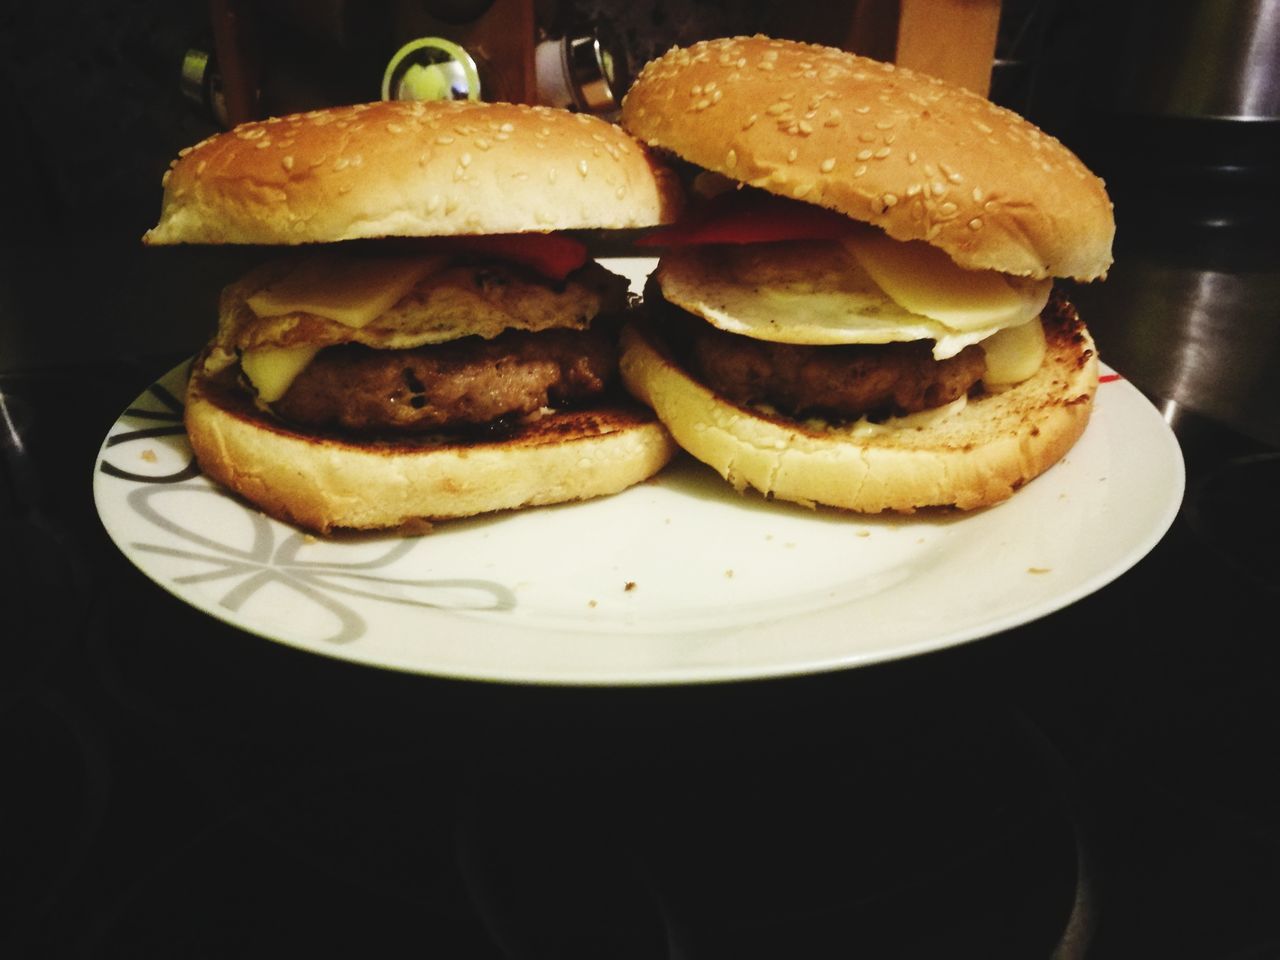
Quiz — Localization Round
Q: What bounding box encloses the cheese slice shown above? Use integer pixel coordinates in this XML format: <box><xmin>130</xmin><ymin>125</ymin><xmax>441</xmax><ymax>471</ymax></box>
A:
<box><xmin>241</xmin><ymin>345</ymin><xmax>321</xmax><ymax>403</ymax></box>
<box><xmin>658</xmin><ymin>241</ymin><xmax>1008</xmax><ymax>360</ymax></box>
<box><xmin>844</xmin><ymin>232</ymin><xmax>1051</xmax><ymax>332</ymax></box>
<box><xmin>980</xmin><ymin>316</ymin><xmax>1046</xmax><ymax>386</ymax></box>
<box><xmin>246</xmin><ymin>254</ymin><xmax>448</xmax><ymax>328</ymax></box>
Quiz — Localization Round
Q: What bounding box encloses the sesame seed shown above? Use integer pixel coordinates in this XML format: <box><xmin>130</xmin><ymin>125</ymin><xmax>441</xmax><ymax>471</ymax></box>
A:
<box><xmin>460</xmin><ymin>153</ymin><xmax>472</xmax><ymax>167</ymax></box>
<box><xmin>859</xmin><ymin>131</ymin><xmax>876</xmax><ymax>143</ymax></box>
<box><xmin>437</xmin><ymin>135</ymin><xmax>455</xmax><ymax>145</ymax></box>
<box><xmin>578</xmin><ymin>159</ymin><xmax>589</xmax><ymax>177</ymax></box>
<box><xmin>548</xmin><ymin>168</ymin><xmax>558</xmax><ymax>183</ymax></box>
<box><xmin>743</xmin><ymin>114</ymin><xmax>758</xmax><ymax>129</ymax></box>
<box><xmin>766</xmin><ymin>102</ymin><xmax>790</xmax><ymax>116</ymax></box>
<box><xmin>938</xmin><ymin>201</ymin><xmax>958</xmax><ymax>216</ymax></box>
<box><xmin>255</xmin><ymin>139</ymin><xmax>272</xmax><ymax>149</ymax></box>
<box><xmin>972</xmin><ymin>187</ymin><xmax>985</xmax><ymax>202</ymax></box>
<box><xmin>726</xmin><ymin>149</ymin><xmax>738</xmax><ymax>168</ymax></box>
<box><xmin>764</xmin><ymin>50</ymin><xmax>779</xmax><ymax>61</ymax></box>
<box><xmin>787</xmin><ymin>148</ymin><xmax>798</xmax><ymax>162</ymax></box>
<box><xmin>874</xmin><ymin>146</ymin><xmax>891</xmax><ymax>159</ymax></box>
<box><xmin>907</xmin><ymin>151</ymin><xmax>918</xmax><ymax>164</ymax></box>
<box><xmin>281</xmin><ymin>155</ymin><xmax>294</xmax><ymax>171</ymax></box>
<box><xmin>882</xmin><ymin>192</ymin><xmax>899</xmax><ymax>207</ymax></box>
<box><xmin>856</xmin><ymin>149</ymin><xmax>873</xmax><ymax>161</ymax></box>
<box><xmin>793</xmin><ymin>184</ymin><xmax>811</xmax><ymax>198</ymax></box>
<box><xmin>968</xmin><ymin>218</ymin><xmax>983</xmax><ymax>230</ymax></box>
<box><xmin>854</xmin><ymin>164</ymin><xmax>868</xmax><ymax>177</ymax></box>
<box><xmin>705</xmin><ymin>81</ymin><xmax>717</xmax><ymax>92</ymax></box>
<box><xmin>758</xmin><ymin>61</ymin><xmax>775</xmax><ymax>71</ymax></box>
<box><xmin>691</xmin><ymin>84</ymin><xmax>703</xmax><ymax>96</ymax></box>
<box><xmin>386</xmin><ymin>122</ymin><xmax>404</xmax><ymax>134</ymax></box>
<box><xmin>820</xmin><ymin>157</ymin><xmax>836</xmax><ymax>173</ymax></box>
<box><xmin>695</xmin><ymin>98</ymin><xmax>710</xmax><ymax>111</ymax></box>
<box><xmin>906</xmin><ymin>183</ymin><xmax>922</xmax><ymax>197</ymax></box>
<box><xmin>334</xmin><ymin>157</ymin><xmax>349</xmax><ymax>170</ymax></box>
<box><xmin>855</xmin><ymin>105</ymin><xmax>871</xmax><ymax>114</ymax></box>
<box><xmin>798</xmin><ymin>120</ymin><xmax>813</xmax><ymax>135</ymax></box>
<box><xmin>932</xmin><ymin>181</ymin><xmax>947</xmax><ymax>196</ymax></box>
<box><xmin>475</xmin><ymin>138</ymin><xmax>491</xmax><ymax>150</ymax></box>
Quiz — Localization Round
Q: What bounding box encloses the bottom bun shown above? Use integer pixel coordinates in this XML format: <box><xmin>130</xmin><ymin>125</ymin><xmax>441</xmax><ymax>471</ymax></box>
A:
<box><xmin>619</xmin><ymin>296</ymin><xmax>1098</xmax><ymax>513</ymax></box>
<box><xmin>185</xmin><ymin>363</ymin><xmax>677</xmax><ymax>534</ymax></box>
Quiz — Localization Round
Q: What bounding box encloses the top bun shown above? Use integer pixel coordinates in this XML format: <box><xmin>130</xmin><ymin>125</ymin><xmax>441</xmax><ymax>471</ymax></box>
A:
<box><xmin>621</xmin><ymin>36</ymin><xmax>1113</xmax><ymax>281</ymax></box>
<box><xmin>145</xmin><ymin>99</ymin><xmax>683</xmax><ymax>245</ymax></box>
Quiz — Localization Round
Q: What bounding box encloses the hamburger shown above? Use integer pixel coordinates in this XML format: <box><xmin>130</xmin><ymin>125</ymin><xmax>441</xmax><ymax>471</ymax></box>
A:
<box><xmin>144</xmin><ymin>99</ymin><xmax>683</xmax><ymax>534</ymax></box>
<box><xmin>617</xmin><ymin>36</ymin><xmax>1114</xmax><ymax>513</ymax></box>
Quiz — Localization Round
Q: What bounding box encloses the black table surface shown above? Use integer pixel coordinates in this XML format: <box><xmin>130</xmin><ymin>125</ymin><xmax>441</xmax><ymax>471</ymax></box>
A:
<box><xmin>4</xmin><ymin>216</ymin><xmax>1280</xmax><ymax>960</ymax></box>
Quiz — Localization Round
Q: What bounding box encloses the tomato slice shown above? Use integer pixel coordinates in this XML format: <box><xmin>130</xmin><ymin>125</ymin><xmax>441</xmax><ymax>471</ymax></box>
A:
<box><xmin>636</xmin><ymin>190</ymin><xmax>858</xmax><ymax>248</ymax></box>
<box><xmin>435</xmin><ymin>233</ymin><xmax>588</xmax><ymax>281</ymax></box>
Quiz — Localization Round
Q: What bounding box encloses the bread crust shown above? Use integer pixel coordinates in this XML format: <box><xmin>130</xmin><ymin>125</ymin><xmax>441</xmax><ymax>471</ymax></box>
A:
<box><xmin>619</xmin><ymin>296</ymin><xmax>1098</xmax><ymax>513</ymax></box>
<box><xmin>146</xmin><ymin>100</ymin><xmax>682</xmax><ymax>245</ymax></box>
<box><xmin>185</xmin><ymin>361</ymin><xmax>677</xmax><ymax>534</ymax></box>
<box><xmin>621</xmin><ymin>35</ymin><xmax>1114</xmax><ymax>281</ymax></box>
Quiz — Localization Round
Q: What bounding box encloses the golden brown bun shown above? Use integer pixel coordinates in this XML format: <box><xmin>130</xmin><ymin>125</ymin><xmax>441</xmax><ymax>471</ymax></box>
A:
<box><xmin>185</xmin><ymin>361</ymin><xmax>677</xmax><ymax>534</ymax></box>
<box><xmin>621</xmin><ymin>36</ymin><xmax>1113</xmax><ymax>281</ymax></box>
<box><xmin>618</xmin><ymin>296</ymin><xmax>1098</xmax><ymax>513</ymax></box>
<box><xmin>146</xmin><ymin>100</ymin><xmax>682</xmax><ymax>245</ymax></box>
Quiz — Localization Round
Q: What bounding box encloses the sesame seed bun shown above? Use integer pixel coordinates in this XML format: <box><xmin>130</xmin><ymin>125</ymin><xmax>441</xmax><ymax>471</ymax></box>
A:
<box><xmin>621</xmin><ymin>35</ymin><xmax>1113</xmax><ymax>281</ymax></box>
<box><xmin>619</xmin><ymin>294</ymin><xmax>1097</xmax><ymax>513</ymax></box>
<box><xmin>145</xmin><ymin>99</ymin><xmax>682</xmax><ymax>246</ymax></box>
<box><xmin>147</xmin><ymin>100</ymin><xmax>685</xmax><ymax>534</ymax></box>
<box><xmin>186</xmin><ymin>356</ymin><xmax>676</xmax><ymax>534</ymax></box>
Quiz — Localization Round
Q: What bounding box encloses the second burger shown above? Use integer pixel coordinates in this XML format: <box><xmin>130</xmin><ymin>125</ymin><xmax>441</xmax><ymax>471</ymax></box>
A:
<box><xmin>618</xmin><ymin>36</ymin><xmax>1116</xmax><ymax>514</ymax></box>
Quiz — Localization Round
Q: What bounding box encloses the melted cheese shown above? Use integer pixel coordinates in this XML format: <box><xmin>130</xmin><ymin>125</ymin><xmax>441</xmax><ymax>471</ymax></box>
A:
<box><xmin>241</xmin><ymin>345</ymin><xmax>320</xmax><ymax>402</ymax></box>
<box><xmin>980</xmin><ymin>316</ymin><xmax>1046</xmax><ymax>386</ymax></box>
<box><xmin>658</xmin><ymin>242</ymin><xmax>1007</xmax><ymax>360</ymax></box>
<box><xmin>843</xmin><ymin>232</ymin><xmax>1051</xmax><ymax>332</ymax></box>
<box><xmin>246</xmin><ymin>254</ymin><xmax>448</xmax><ymax>328</ymax></box>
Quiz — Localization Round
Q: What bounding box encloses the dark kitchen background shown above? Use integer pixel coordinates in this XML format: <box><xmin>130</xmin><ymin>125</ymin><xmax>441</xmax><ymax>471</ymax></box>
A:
<box><xmin>3</xmin><ymin>1</ymin><xmax>1279</xmax><ymax>957</ymax></box>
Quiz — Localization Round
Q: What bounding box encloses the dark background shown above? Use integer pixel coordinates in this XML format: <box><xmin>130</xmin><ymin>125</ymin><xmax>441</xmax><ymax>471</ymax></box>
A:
<box><xmin>4</xmin><ymin>2</ymin><xmax>1280</xmax><ymax>957</ymax></box>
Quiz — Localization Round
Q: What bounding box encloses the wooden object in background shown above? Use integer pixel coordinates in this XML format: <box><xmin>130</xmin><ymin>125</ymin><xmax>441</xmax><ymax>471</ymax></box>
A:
<box><xmin>841</xmin><ymin>0</ymin><xmax>1001</xmax><ymax>95</ymax></box>
<box><xmin>209</xmin><ymin>0</ymin><xmax>262</xmax><ymax>126</ymax></box>
<box><xmin>894</xmin><ymin>0</ymin><xmax>1002</xmax><ymax>95</ymax></box>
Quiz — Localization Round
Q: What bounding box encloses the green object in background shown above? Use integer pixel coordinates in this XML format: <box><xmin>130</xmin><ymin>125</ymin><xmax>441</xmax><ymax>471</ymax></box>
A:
<box><xmin>382</xmin><ymin>37</ymin><xmax>481</xmax><ymax>102</ymax></box>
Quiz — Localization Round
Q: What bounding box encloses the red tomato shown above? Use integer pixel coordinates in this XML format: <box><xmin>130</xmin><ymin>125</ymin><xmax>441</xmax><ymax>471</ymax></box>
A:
<box><xmin>636</xmin><ymin>190</ymin><xmax>857</xmax><ymax>247</ymax></box>
<box><xmin>437</xmin><ymin>233</ymin><xmax>588</xmax><ymax>280</ymax></box>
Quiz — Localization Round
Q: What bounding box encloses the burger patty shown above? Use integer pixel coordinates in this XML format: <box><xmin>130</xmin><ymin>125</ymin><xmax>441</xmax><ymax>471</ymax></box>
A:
<box><xmin>272</xmin><ymin>326</ymin><xmax>617</xmax><ymax>432</ymax></box>
<box><xmin>686</xmin><ymin>319</ymin><xmax>987</xmax><ymax>421</ymax></box>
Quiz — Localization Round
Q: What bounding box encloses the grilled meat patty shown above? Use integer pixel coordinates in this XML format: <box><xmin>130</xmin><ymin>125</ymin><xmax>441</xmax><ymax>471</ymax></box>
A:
<box><xmin>685</xmin><ymin>317</ymin><xmax>987</xmax><ymax>421</ymax></box>
<box><xmin>273</xmin><ymin>326</ymin><xmax>617</xmax><ymax>432</ymax></box>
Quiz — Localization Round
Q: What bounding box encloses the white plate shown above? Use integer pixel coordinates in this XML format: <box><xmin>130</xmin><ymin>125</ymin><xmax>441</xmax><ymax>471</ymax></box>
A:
<box><xmin>93</xmin><ymin>258</ymin><xmax>1185</xmax><ymax>686</ymax></box>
